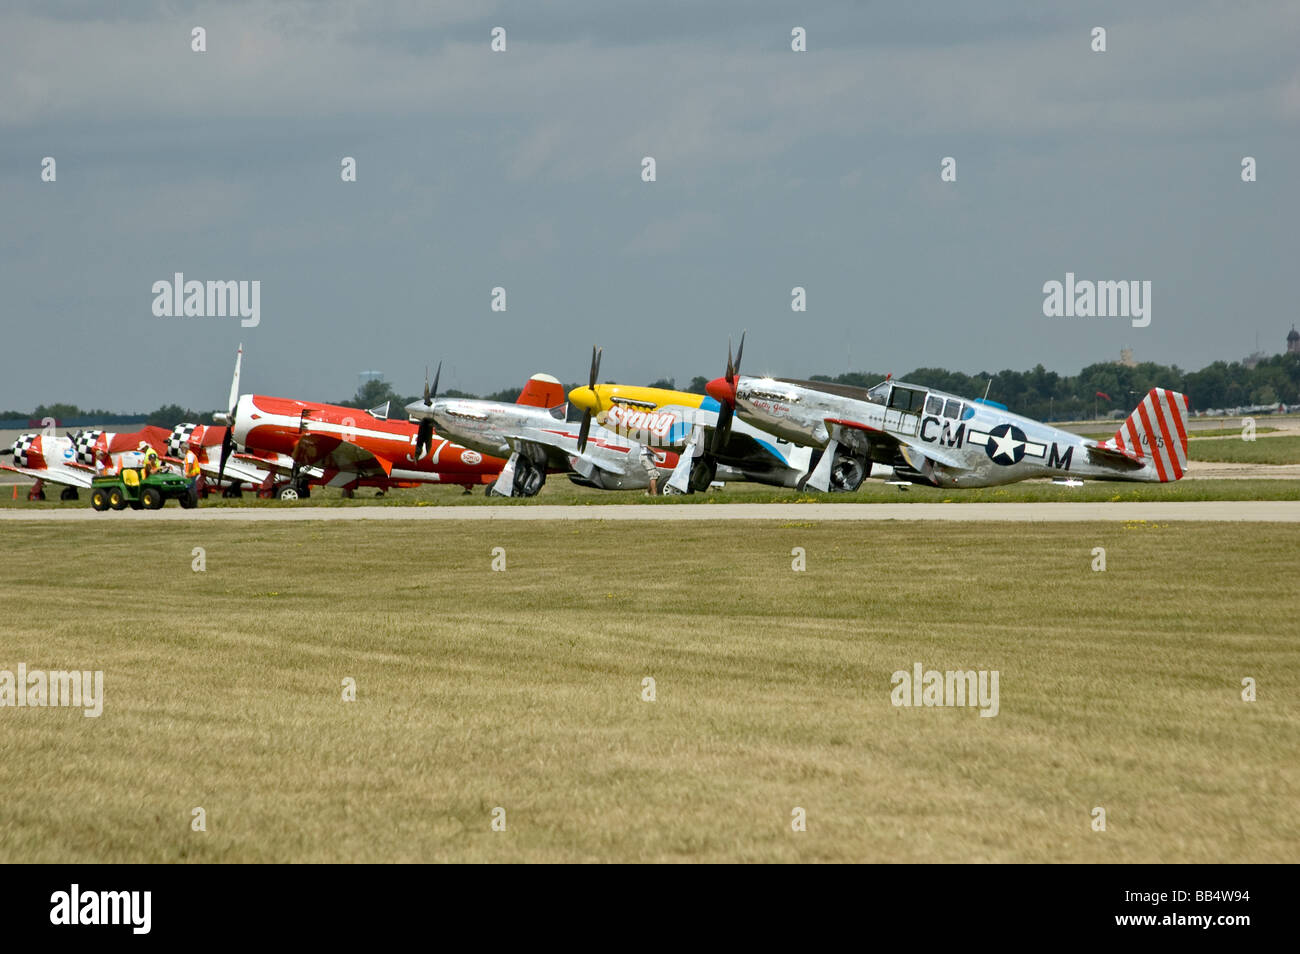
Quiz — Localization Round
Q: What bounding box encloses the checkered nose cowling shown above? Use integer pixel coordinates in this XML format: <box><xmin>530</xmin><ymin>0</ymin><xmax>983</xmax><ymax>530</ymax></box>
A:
<box><xmin>168</xmin><ymin>423</ymin><xmax>198</xmax><ymax>457</ymax></box>
<box><xmin>73</xmin><ymin>430</ymin><xmax>104</xmax><ymax>465</ymax></box>
<box><xmin>11</xmin><ymin>433</ymin><xmax>37</xmax><ymax>467</ymax></box>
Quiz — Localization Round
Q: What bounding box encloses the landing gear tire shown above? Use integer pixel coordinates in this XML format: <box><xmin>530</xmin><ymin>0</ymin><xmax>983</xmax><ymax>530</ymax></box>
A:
<box><xmin>830</xmin><ymin>454</ymin><xmax>868</xmax><ymax>492</ymax></box>
<box><xmin>222</xmin><ymin>485</ymin><xmax>243</xmax><ymax>498</ymax></box>
<box><xmin>688</xmin><ymin>458</ymin><xmax>717</xmax><ymax>494</ymax></box>
<box><xmin>29</xmin><ymin>489</ymin><xmax>46</xmax><ymax>501</ymax></box>
<box><xmin>294</xmin><ymin>479</ymin><xmax>311</xmax><ymax>499</ymax></box>
<box><xmin>90</xmin><ymin>488</ymin><xmax>110</xmax><ymax>511</ymax></box>
<box><xmin>513</xmin><ymin>459</ymin><xmax>545</xmax><ymax>497</ymax></box>
<box><xmin>275</xmin><ymin>486</ymin><xmax>299</xmax><ymax>501</ymax></box>
<box><xmin>60</xmin><ymin>486</ymin><xmax>79</xmax><ymax>501</ymax></box>
<box><xmin>341</xmin><ymin>488</ymin><xmax>354</xmax><ymax>499</ymax></box>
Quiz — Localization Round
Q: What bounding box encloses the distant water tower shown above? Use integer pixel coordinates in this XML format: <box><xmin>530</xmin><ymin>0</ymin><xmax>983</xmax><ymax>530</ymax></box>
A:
<box><xmin>358</xmin><ymin>370</ymin><xmax>384</xmax><ymax>386</ymax></box>
<box><xmin>1288</xmin><ymin>326</ymin><xmax>1299</xmax><ymax>355</ymax></box>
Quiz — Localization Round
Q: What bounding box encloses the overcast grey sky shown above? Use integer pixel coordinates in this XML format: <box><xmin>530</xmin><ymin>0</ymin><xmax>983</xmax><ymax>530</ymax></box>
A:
<box><xmin>2</xmin><ymin>0</ymin><xmax>1297</xmax><ymax>412</ymax></box>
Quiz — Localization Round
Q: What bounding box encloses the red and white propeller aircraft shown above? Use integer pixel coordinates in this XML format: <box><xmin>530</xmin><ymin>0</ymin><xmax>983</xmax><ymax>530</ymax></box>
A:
<box><xmin>214</xmin><ymin>345</ymin><xmax>505</xmax><ymax>499</ymax></box>
<box><xmin>1</xmin><ymin>426</ymin><xmax>172</xmax><ymax>501</ymax></box>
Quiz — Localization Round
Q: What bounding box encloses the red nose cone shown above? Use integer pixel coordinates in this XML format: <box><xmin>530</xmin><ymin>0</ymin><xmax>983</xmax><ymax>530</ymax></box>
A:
<box><xmin>706</xmin><ymin>376</ymin><xmax>736</xmax><ymax>407</ymax></box>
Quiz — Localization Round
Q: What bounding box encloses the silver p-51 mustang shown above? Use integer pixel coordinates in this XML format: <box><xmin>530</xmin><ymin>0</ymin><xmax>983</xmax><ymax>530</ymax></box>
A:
<box><xmin>704</xmin><ymin>335</ymin><xmax>1192</xmax><ymax>489</ymax></box>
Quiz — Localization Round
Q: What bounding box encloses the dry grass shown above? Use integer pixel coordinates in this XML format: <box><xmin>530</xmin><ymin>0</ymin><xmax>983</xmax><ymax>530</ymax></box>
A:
<box><xmin>1</xmin><ymin>519</ymin><xmax>1296</xmax><ymax>862</ymax></box>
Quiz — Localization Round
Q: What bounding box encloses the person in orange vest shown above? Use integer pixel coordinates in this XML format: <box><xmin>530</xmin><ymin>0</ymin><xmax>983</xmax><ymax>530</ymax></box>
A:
<box><xmin>183</xmin><ymin>443</ymin><xmax>203</xmax><ymax>495</ymax></box>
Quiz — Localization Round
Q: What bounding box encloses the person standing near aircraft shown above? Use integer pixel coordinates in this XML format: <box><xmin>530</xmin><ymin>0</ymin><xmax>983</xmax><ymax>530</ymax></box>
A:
<box><xmin>184</xmin><ymin>445</ymin><xmax>203</xmax><ymax>494</ymax></box>
<box><xmin>638</xmin><ymin>443</ymin><xmax>660</xmax><ymax>496</ymax></box>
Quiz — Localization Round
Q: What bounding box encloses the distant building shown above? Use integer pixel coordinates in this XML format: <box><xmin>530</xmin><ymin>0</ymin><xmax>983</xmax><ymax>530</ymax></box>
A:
<box><xmin>1289</xmin><ymin>326</ymin><xmax>1299</xmax><ymax>355</ymax></box>
<box><xmin>1117</xmin><ymin>348</ymin><xmax>1136</xmax><ymax>368</ymax></box>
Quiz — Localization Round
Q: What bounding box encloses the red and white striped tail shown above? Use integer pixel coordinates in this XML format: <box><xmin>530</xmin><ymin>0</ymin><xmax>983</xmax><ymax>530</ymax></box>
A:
<box><xmin>1102</xmin><ymin>388</ymin><xmax>1191</xmax><ymax>482</ymax></box>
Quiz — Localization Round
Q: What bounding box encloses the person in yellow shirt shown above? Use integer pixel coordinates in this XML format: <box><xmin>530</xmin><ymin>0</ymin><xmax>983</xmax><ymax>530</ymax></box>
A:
<box><xmin>140</xmin><ymin>442</ymin><xmax>162</xmax><ymax>478</ymax></box>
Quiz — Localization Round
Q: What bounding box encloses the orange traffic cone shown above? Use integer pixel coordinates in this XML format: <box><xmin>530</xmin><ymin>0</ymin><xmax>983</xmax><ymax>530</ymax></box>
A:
<box><xmin>11</xmin><ymin>485</ymin><xmax>16</xmax><ymax>500</ymax></box>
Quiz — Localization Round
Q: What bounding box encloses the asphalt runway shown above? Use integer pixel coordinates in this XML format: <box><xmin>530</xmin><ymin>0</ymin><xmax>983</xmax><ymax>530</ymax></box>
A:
<box><xmin>1</xmin><ymin>502</ymin><xmax>1296</xmax><ymax>522</ymax></box>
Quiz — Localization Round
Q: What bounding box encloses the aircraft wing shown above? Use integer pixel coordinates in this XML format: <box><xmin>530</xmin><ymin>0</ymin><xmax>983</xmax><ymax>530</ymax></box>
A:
<box><xmin>824</xmin><ymin>417</ymin><xmax>966</xmax><ymax>471</ymax></box>
<box><xmin>515</xmin><ymin>429</ymin><xmax>629</xmax><ymax>476</ymax></box>
<box><xmin>715</xmin><ymin>428</ymin><xmax>803</xmax><ymax>475</ymax></box>
<box><xmin>0</xmin><ymin>461</ymin><xmax>95</xmax><ymax>489</ymax></box>
<box><xmin>211</xmin><ymin>454</ymin><xmax>279</xmax><ymax>486</ymax></box>
<box><xmin>291</xmin><ymin>434</ymin><xmax>393</xmax><ymax>478</ymax></box>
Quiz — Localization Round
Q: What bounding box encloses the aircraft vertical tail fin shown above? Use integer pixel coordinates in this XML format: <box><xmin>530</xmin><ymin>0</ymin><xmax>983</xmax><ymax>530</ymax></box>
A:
<box><xmin>516</xmin><ymin>373</ymin><xmax>566</xmax><ymax>410</ymax></box>
<box><xmin>1103</xmin><ymin>388</ymin><xmax>1190</xmax><ymax>481</ymax></box>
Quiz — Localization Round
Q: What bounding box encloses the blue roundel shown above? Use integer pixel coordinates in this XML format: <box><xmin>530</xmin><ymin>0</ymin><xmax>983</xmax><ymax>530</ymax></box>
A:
<box><xmin>984</xmin><ymin>423</ymin><xmax>1028</xmax><ymax>464</ymax></box>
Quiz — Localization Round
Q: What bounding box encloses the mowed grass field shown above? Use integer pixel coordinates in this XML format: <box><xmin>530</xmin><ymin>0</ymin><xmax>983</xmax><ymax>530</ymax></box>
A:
<box><xmin>1</xmin><ymin>519</ymin><xmax>1296</xmax><ymax>863</ymax></box>
<box><xmin>1185</xmin><ymin>434</ymin><xmax>1300</xmax><ymax>465</ymax></box>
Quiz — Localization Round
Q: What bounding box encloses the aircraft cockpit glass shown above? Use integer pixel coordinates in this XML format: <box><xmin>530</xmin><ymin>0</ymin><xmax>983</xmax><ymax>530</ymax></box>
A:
<box><xmin>943</xmin><ymin>399</ymin><xmax>963</xmax><ymax>419</ymax></box>
<box><xmin>887</xmin><ymin>386</ymin><xmax>926</xmax><ymax>413</ymax></box>
<box><xmin>865</xmin><ymin>381</ymin><xmax>891</xmax><ymax>405</ymax></box>
<box><xmin>924</xmin><ymin>395</ymin><xmax>944</xmax><ymax>416</ymax></box>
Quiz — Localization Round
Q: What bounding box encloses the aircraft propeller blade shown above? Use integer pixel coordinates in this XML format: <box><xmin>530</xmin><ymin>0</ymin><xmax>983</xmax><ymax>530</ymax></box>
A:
<box><xmin>576</xmin><ymin>345</ymin><xmax>602</xmax><ymax>453</ymax></box>
<box><xmin>217</xmin><ymin>427</ymin><xmax>234</xmax><ymax>486</ymax></box>
<box><xmin>710</xmin><ymin>332</ymin><xmax>744</xmax><ymax>454</ymax></box>
<box><xmin>415</xmin><ymin>419</ymin><xmax>433</xmax><ymax>461</ymax></box>
<box><xmin>414</xmin><ymin>360</ymin><xmax>441</xmax><ymax>458</ymax></box>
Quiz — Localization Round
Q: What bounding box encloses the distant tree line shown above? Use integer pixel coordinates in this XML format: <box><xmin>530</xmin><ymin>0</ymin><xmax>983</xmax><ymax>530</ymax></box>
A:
<box><xmin>8</xmin><ymin>352</ymin><xmax>1296</xmax><ymax>426</ymax></box>
<box><xmin>808</xmin><ymin>353</ymin><xmax>1299</xmax><ymax>419</ymax></box>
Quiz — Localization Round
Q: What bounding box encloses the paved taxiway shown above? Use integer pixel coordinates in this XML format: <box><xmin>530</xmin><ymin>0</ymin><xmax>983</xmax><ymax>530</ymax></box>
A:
<box><xmin>1</xmin><ymin>502</ymin><xmax>1296</xmax><ymax>522</ymax></box>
